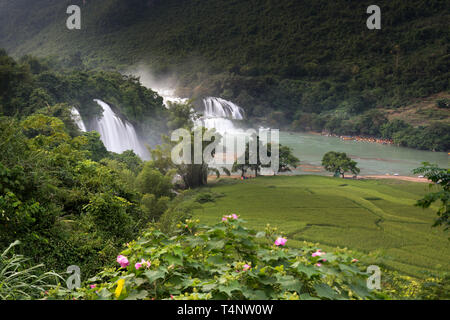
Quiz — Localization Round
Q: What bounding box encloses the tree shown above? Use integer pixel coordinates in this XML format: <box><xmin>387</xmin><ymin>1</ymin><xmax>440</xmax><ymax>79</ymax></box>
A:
<box><xmin>270</xmin><ymin>144</ymin><xmax>300</xmax><ymax>173</ymax></box>
<box><xmin>231</xmin><ymin>138</ymin><xmax>262</xmax><ymax>177</ymax></box>
<box><xmin>175</xmin><ymin>127</ymin><xmax>214</xmax><ymax>188</ymax></box>
<box><xmin>81</xmin><ymin>131</ymin><xmax>109</xmax><ymax>161</ymax></box>
<box><xmin>150</xmin><ymin>127</ymin><xmax>221</xmax><ymax>189</ymax></box>
<box><xmin>136</xmin><ymin>162</ymin><xmax>174</xmax><ymax>199</ymax></box>
<box><xmin>166</xmin><ymin>100</ymin><xmax>197</xmax><ymax>131</ymax></box>
<box><xmin>231</xmin><ymin>139</ymin><xmax>298</xmax><ymax>177</ymax></box>
<box><xmin>158</xmin><ymin>101</ymin><xmax>224</xmax><ymax>188</ymax></box>
<box><xmin>413</xmin><ymin>163</ymin><xmax>449</xmax><ymax>232</ymax></box>
<box><xmin>322</xmin><ymin>151</ymin><xmax>360</xmax><ymax>178</ymax></box>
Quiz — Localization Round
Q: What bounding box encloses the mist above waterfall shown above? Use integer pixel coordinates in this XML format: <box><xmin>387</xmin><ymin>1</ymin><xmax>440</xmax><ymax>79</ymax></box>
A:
<box><xmin>125</xmin><ymin>65</ymin><xmax>251</xmax><ymax>166</ymax></box>
<box><xmin>126</xmin><ymin>65</ymin><xmax>188</xmax><ymax>107</ymax></box>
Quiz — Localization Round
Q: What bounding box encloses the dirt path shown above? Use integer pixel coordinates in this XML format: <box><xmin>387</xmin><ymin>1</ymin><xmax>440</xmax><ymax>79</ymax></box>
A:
<box><xmin>360</xmin><ymin>175</ymin><xmax>430</xmax><ymax>183</ymax></box>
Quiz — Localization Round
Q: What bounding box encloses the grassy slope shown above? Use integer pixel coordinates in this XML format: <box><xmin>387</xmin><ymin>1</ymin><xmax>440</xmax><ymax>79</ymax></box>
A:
<box><xmin>385</xmin><ymin>92</ymin><xmax>450</xmax><ymax>126</ymax></box>
<box><xmin>193</xmin><ymin>176</ymin><xmax>449</xmax><ymax>278</ymax></box>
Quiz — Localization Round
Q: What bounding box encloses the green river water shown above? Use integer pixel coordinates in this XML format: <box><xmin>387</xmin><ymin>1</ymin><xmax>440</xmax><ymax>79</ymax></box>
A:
<box><xmin>280</xmin><ymin>132</ymin><xmax>449</xmax><ymax>176</ymax></box>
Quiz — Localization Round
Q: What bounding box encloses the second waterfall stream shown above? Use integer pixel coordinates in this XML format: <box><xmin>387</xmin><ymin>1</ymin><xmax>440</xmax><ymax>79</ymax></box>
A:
<box><xmin>93</xmin><ymin>99</ymin><xmax>150</xmax><ymax>160</ymax></box>
<box><xmin>71</xmin><ymin>99</ymin><xmax>150</xmax><ymax>160</ymax></box>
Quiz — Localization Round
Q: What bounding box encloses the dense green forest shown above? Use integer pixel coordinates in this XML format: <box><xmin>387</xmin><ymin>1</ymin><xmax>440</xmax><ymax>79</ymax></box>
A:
<box><xmin>0</xmin><ymin>0</ymin><xmax>448</xmax><ymax>151</ymax></box>
<box><xmin>0</xmin><ymin>49</ymin><xmax>172</xmax><ymax>277</ymax></box>
<box><xmin>0</xmin><ymin>49</ymin><xmax>168</xmax><ymax>143</ymax></box>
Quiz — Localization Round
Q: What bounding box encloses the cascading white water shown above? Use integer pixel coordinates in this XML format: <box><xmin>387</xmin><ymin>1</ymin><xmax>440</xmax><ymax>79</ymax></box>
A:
<box><xmin>194</xmin><ymin>97</ymin><xmax>249</xmax><ymax>170</ymax></box>
<box><xmin>70</xmin><ymin>107</ymin><xmax>87</xmax><ymax>132</ymax></box>
<box><xmin>198</xmin><ymin>97</ymin><xmax>245</xmax><ymax>133</ymax></box>
<box><xmin>203</xmin><ymin>97</ymin><xmax>244</xmax><ymax>120</ymax></box>
<box><xmin>157</xmin><ymin>88</ymin><xmax>189</xmax><ymax>108</ymax></box>
<box><xmin>93</xmin><ymin>99</ymin><xmax>150</xmax><ymax>160</ymax></box>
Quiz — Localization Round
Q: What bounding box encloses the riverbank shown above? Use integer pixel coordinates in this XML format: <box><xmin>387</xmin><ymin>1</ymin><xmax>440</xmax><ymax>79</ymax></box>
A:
<box><xmin>306</xmin><ymin>131</ymin><xmax>394</xmax><ymax>145</ymax></box>
<box><xmin>208</xmin><ymin>173</ymin><xmax>430</xmax><ymax>183</ymax></box>
<box><xmin>360</xmin><ymin>175</ymin><xmax>429</xmax><ymax>183</ymax></box>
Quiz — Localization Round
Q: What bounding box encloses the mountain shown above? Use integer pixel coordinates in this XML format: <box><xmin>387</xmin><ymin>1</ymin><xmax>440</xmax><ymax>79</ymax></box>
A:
<box><xmin>0</xmin><ymin>0</ymin><xmax>449</xmax><ymax>146</ymax></box>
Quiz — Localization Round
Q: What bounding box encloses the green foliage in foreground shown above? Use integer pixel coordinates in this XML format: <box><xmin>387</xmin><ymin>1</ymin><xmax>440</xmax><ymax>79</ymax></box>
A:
<box><xmin>414</xmin><ymin>163</ymin><xmax>450</xmax><ymax>232</ymax></box>
<box><xmin>0</xmin><ymin>113</ymin><xmax>172</xmax><ymax>277</ymax></box>
<box><xmin>51</xmin><ymin>217</ymin><xmax>383</xmax><ymax>300</ymax></box>
<box><xmin>0</xmin><ymin>241</ymin><xmax>62</xmax><ymax>300</ymax></box>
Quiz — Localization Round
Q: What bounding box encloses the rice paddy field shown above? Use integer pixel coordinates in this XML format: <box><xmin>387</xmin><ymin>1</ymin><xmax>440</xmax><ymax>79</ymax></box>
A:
<box><xmin>193</xmin><ymin>175</ymin><xmax>450</xmax><ymax>278</ymax></box>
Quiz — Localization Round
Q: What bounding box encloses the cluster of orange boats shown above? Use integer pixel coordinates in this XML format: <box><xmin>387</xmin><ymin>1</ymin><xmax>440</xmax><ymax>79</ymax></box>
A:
<box><xmin>339</xmin><ymin>136</ymin><xmax>394</xmax><ymax>145</ymax></box>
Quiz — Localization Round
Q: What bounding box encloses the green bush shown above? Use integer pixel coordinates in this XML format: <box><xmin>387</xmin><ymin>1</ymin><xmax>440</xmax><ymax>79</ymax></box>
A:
<box><xmin>136</xmin><ymin>163</ymin><xmax>174</xmax><ymax>199</ymax></box>
<box><xmin>82</xmin><ymin>193</ymin><xmax>136</xmax><ymax>240</ymax></box>
<box><xmin>140</xmin><ymin>194</ymin><xmax>170</xmax><ymax>222</ymax></box>
<box><xmin>194</xmin><ymin>191</ymin><xmax>224</xmax><ymax>204</ymax></box>
<box><xmin>53</xmin><ymin>216</ymin><xmax>384</xmax><ymax>300</ymax></box>
<box><xmin>436</xmin><ymin>98</ymin><xmax>449</xmax><ymax>109</ymax></box>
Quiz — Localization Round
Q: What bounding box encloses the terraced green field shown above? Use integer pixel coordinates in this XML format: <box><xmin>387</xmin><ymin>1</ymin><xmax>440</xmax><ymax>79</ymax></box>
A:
<box><xmin>193</xmin><ymin>176</ymin><xmax>450</xmax><ymax>278</ymax></box>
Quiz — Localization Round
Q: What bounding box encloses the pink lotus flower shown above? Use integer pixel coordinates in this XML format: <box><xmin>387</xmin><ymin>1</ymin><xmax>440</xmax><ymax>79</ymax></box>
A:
<box><xmin>243</xmin><ymin>264</ymin><xmax>251</xmax><ymax>271</ymax></box>
<box><xmin>312</xmin><ymin>250</ymin><xmax>325</xmax><ymax>257</ymax></box>
<box><xmin>315</xmin><ymin>263</ymin><xmax>322</xmax><ymax>267</ymax></box>
<box><xmin>117</xmin><ymin>255</ymin><xmax>129</xmax><ymax>268</ymax></box>
<box><xmin>90</xmin><ymin>284</ymin><xmax>97</xmax><ymax>289</ymax></box>
<box><xmin>223</xmin><ymin>214</ymin><xmax>238</xmax><ymax>222</ymax></box>
<box><xmin>274</xmin><ymin>237</ymin><xmax>287</xmax><ymax>246</ymax></box>
<box><xmin>351</xmin><ymin>259</ymin><xmax>358</xmax><ymax>263</ymax></box>
<box><xmin>135</xmin><ymin>259</ymin><xmax>151</xmax><ymax>270</ymax></box>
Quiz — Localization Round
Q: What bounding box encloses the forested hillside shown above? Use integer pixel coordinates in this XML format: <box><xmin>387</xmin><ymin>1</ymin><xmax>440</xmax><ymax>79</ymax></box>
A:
<box><xmin>0</xmin><ymin>0</ymin><xmax>449</xmax><ymax>146</ymax></box>
<box><xmin>0</xmin><ymin>49</ymin><xmax>168</xmax><ymax>142</ymax></box>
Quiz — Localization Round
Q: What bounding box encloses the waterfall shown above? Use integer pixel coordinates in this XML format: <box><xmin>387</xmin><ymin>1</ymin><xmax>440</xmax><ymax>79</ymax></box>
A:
<box><xmin>203</xmin><ymin>97</ymin><xmax>244</xmax><ymax>120</ymax></box>
<box><xmin>93</xmin><ymin>99</ymin><xmax>150</xmax><ymax>160</ymax></box>
<box><xmin>198</xmin><ymin>97</ymin><xmax>244</xmax><ymax>133</ymax></box>
<box><xmin>194</xmin><ymin>97</ymin><xmax>248</xmax><ymax>172</ymax></box>
<box><xmin>70</xmin><ymin>107</ymin><xmax>87</xmax><ymax>132</ymax></box>
<box><xmin>157</xmin><ymin>88</ymin><xmax>189</xmax><ymax>108</ymax></box>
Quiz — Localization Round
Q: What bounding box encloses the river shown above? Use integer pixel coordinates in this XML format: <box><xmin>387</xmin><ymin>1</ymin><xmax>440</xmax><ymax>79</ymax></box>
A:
<box><xmin>280</xmin><ymin>131</ymin><xmax>449</xmax><ymax>176</ymax></box>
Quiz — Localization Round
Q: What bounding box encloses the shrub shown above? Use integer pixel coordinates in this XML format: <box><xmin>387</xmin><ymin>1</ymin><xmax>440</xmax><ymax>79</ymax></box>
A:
<box><xmin>82</xmin><ymin>193</ymin><xmax>135</xmax><ymax>240</ymax></box>
<box><xmin>136</xmin><ymin>163</ymin><xmax>174</xmax><ymax>199</ymax></box>
<box><xmin>53</xmin><ymin>216</ymin><xmax>384</xmax><ymax>300</ymax></box>
<box><xmin>140</xmin><ymin>194</ymin><xmax>170</xmax><ymax>221</ymax></box>
<box><xmin>194</xmin><ymin>191</ymin><xmax>224</xmax><ymax>204</ymax></box>
<box><xmin>436</xmin><ymin>98</ymin><xmax>449</xmax><ymax>109</ymax></box>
